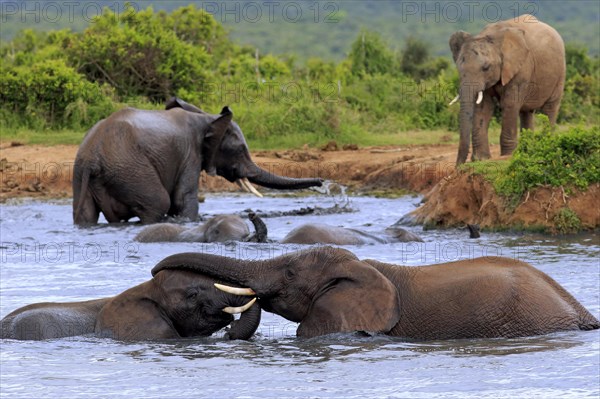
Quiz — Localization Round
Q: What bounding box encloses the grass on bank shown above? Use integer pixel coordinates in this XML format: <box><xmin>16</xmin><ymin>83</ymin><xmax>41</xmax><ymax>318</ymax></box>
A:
<box><xmin>464</xmin><ymin>118</ymin><xmax>600</xmax><ymax>207</ymax></box>
<box><xmin>1</xmin><ymin>126</ymin><xmax>464</xmax><ymax>150</ymax></box>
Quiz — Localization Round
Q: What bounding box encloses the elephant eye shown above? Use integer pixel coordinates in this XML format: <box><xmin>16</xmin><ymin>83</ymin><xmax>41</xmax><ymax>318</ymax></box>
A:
<box><xmin>482</xmin><ymin>64</ymin><xmax>490</xmax><ymax>72</ymax></box>
<box><xmin>284</xmin><ymin>268</ymin><xmax>295</xmax><ymax>280</ymax></box>
<box><xmin>186</xmin><ymin>292</ymin><xmax>198</xmax><ymax>301</ymax></box>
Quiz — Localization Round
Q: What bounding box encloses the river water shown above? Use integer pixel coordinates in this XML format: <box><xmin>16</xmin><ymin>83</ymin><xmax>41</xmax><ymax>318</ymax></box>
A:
<box><xmin>1</xmin><ymin>194</ymin><xmax>599</xmax><ymax>398</ymax></box>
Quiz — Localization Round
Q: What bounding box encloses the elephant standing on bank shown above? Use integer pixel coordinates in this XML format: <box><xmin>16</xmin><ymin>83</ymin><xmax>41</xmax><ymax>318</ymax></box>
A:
<box><xmin>1</xmin><ymin>269</ymin><xmax>260</xmax><ymax>341</ymax></box>
<box><xmin>449</xmin><ymin>14</ymin><xmax>565</xmax><ymax>164</ymax></box>
<box><xmin>73</xmin><ymin>98</ymin><xmax>322</xmax><ymax>225</ymax></box>
<box><xmin>153</xmin><ymin>247</ymin><xmax>599</xmax><ymax>340</ymax></box>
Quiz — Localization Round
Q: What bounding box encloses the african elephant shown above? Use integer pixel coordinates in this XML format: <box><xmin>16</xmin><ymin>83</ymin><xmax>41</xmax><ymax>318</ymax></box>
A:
<box><xmin>135</xmin><ymin>213</ymin><xmax>268</xmax><ymax>243</ymax></box>
<box><xmin>282</xmin><ymin>223</ymin><xmax>423</xmax><ymax>245</ymax></box>
<box><xmin>449</xmin><ymin>14</ymin><xmax>565</xmax><ymax>164</ymax></box>
<box><xmin>73</xmin><ymin>98</ymin><xmax>322</xmax><ymax>225</ymax></box>
<box><xmin>1</xmin><ymin>269</ymin><xmax>260</xmax><ymax>341</ymax></box>
<box><xmin>153</xmin><ymin>247</ymin><xmax>600</xmax><ymax>340</ymax></box>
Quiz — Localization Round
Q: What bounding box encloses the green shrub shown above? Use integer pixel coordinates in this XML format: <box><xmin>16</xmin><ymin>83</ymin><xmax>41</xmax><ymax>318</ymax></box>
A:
<box><xmin>495</xmin><ymin>116</ymin><xmax>600</xmax><ymax>199</ymax></box>
<box><xmin>0</xmin><ymin>59</ymin><xmax>116</xmax><ymax>130</ymax></box>
<box><xmin>348</xmin><ymin>29</ymin><xmax>396</xmax><ymax>77</ymax></box>
<box><xmin>67</xmin><ymin>5</ymin><xmax>212</xmax><ymax>101</ymax></box>
<box><xmin>552</xmin><ymin>207</ymin><xmax>582</xmax><ymax>234</ymax></box>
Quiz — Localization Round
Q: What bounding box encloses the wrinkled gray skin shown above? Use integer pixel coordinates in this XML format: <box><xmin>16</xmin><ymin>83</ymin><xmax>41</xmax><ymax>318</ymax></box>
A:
<box><xmin>73</xmin><ymin>98</ymin><xmax>322</xmax><ymax>225</ymax></box>
<box><xmin>282</xmin><ymin>223</ymin><xmax>423</xmax><ymax>245</ymax></box>
<box><xmin>449</xmin><ymin>14</ymin><xmax>565</xmax><ymax>164</ymax></box>
<box><xmin>135</xmin><ymin>214</ymin><xmax>250</xmax><ymax>243</ymax></box>
<box><xmin>153</xmin><ymin>247</ymin><xmax>599</xmax><ymax>340</ymax></box>
<box><xmin>1</xmin><ymin>270</ymin><xmax>260</xmax><ymax>341</ymax></box>
<box><xmin>135</xmin><ymin>213</ymin><xmax>268</xmax><ymax>243</ymax></box>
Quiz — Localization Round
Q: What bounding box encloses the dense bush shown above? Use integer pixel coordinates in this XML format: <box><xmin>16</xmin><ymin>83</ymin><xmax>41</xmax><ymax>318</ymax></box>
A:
<box><xmin>0</xmin><ymin>5</ymin><xmax>597</xmax><ymax>146</ymax></box>
<box><xmin>0</xmin><ymin>59</ymin><xmax>115</xmax><ymax>130</ymax></box>
<box><xmin>67</xmin><ymin>5</ymin><xmax>213</xmax><ymax>101</ymax></box>
<box><xmin>496</xmin><ymin>117</ymin><xmax>600</xmax><ymax>199</ymax></box>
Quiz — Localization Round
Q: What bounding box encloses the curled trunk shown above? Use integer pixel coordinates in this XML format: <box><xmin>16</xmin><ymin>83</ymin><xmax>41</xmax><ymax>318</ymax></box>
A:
<box><xmin>247</xmin><ymin>213</ymin><xmax>268</xmax><ymax>243</ymax></box>
<box><xmin>226</xmin><ymin>301</ymin><xmax>261</xmax><ymax>340</ymax></box>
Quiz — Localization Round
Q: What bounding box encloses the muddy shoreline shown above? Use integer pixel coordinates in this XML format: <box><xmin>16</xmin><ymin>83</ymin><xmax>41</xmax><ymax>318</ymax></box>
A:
<box><xmin>1</xmin><ymin>143</ymin><xmax>597</xmax><ymax>232</ymax></box>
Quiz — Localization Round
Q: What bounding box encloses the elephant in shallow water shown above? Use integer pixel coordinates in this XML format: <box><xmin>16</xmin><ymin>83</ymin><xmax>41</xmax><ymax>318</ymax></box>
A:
<box><xmin>449</xmin><ymin>14</ymin><xmax>565</xmax><ymax>164</ymax></box>
<box><xmin>73</xmin><ymin>97</ymin><xmax>322</xmax><ymax>225</ymax></box>
<box><xmin>1</xmin><ymin>269</ymin><xmax>259</xmax><ymax>341</ymax></box>
<box><xmin>153</xmin><ymin>247</ymin><xmax>599</xmax><ymax>340</ymax></box>
<box><xmin>282</xmin><ymin>223</ymin><xmax>423</xmax><ymax>245</ymax></box>
<box><xmin>135</xmin><ymin>213</ymin><xmax>268</xmax><ymax>243</ymax></box>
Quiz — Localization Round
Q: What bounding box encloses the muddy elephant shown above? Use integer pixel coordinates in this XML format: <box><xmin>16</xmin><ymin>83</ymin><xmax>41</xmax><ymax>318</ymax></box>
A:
<box><xmin>449</xmin><ymin>14</ymin><xmax>565</xmax><ymax>164</ymax></box>
<box><xmin>1</xmin><ymin>269</ymin><xmax>260</xmax><ymax>341</ymax></box>
<box><xmin>135</xmin><ymin>213</ymin><xmax>268</xmax><ymax>243</ymax></box>
<box><xmin>282</xmin><ymin>223</ymin><xmax>423</xmax><ymax>245</ymax></box>
<box><xmin>73</xmin><ymin>98</ymin><xmax>322</xmax><ymax>225</ymax></box>
<box><xmin>153</xmin><ymin>247</ymin><xmax>599</xmax><ymax>340</ymax></box>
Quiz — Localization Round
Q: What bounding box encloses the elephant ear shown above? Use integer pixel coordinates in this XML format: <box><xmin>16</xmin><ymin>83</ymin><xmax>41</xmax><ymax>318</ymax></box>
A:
<box><xmin>501</xmin><ymin>28</ymin><xmax>529</xmax><ymax>86</ymax></box>
<box><xmin>95</xmin><ymin>281</ymin><xmax>179</xmax><ymax>340</ymax></box>
<box><xmin>203</xmin><ymin>107</ymin><xmax>233</xmax><ymax>176</ymax></box>
<box><xmin>296</xmin><ymin>261</ymin><xmax>401</xmax><ymax>338</ymax></box>
<box><xmin>449</xmin><ymin>31</ymin><xmax>471</xmax><ymax>62</ymax></box>
<box><xmin>165</xmin><ymin>97</ymin><xmax>205</xmax><ymax>114</ymax></box>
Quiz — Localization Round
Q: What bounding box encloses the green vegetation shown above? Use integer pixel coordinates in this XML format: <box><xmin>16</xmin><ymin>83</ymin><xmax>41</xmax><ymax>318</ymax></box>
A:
<box><xmin>0</xmin><ymin>4</ymin><xmax>598</xmax><ymax>150</ymax></box>
<box><xmin>466</xmin><ymin>118</ymin><xmax>600</xmax><ymax>203</ymax></box>
<box><xmin>552</xmin><ymin>207</ymin><xmax>582</xmax><ymax>235</ymax></box>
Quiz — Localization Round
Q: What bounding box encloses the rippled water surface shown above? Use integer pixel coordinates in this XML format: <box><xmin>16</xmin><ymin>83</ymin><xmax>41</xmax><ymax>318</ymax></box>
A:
<box><xmin>1</xmin><ymin>194</ymin><xmax>599</xmax><ymax>398</ymax></box>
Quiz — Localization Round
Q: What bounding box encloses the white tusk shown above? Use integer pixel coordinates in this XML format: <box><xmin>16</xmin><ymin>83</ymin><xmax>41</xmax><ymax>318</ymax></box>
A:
<box><xmin>476</xmin><ymin>91</ymin><xmax>483</xmax><ymax>105</ymax></box>
<box><xmin>236</xmin><ymin>179</ymin><xmax>250</xmax><ymax>193</ymax></box>
<box><xmin>448</xmin><ymin>95</ymin><xmax>459</xmax><ymax>106</ymax></box>
<box><xmin>241</xmin><ymin>178</ymin><xmax>263</xmax><ymax>198</ymax></box>
<box><xmin>215</xmin><ymin>283</ymin><xmax>256</xmax><ymax>296</ymax></box>
<box><xmin>223</xmin><ymin>297</ymin><xmax>257</xmax><ymax>314</ymax></box>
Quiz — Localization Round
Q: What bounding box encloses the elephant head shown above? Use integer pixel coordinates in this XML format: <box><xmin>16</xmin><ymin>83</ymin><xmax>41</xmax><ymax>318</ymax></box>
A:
<box><xmin>449</xmin><ymin>28</ymin><xmax>529</xmax><ymax>163</ymax></box>
<box><xmin>151</xmin><ymin>247</ymin><xmax>401</xmax><ymax>338</ymax></box>
<box><xmin>167</xmin><ymin>97</ymin><xmax>323</xmax><ymax>193</ymax></box>
<box><xmin>96</xmin><ymin>269</ymin><xmax>261</xmax><ymax>340</ymax></box>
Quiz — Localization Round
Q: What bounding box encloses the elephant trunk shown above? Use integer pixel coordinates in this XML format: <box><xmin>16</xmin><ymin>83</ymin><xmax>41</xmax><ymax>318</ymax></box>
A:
<box><xmin>151</xmin><ymin>253</ymin><xmax>268</xmax><ymax>292</ymax></box>
<box><xmin>244</xmin><ymin>163</ymin><xmax>323</xmax><ymax>190</ymax></box>
<box><xmin>247</xmin><ymin>212</ymin><xmax>268</xmax><ymax>243</ymax></box>
<box><xmin>226</xmin><ymin>301</ymin><xmax>261</xmax><ymax>340</ymax></box>
<box><xmin>456</xmin><ymin>83</ymin><xmax>484</xmax><ymax>165</ymax></box>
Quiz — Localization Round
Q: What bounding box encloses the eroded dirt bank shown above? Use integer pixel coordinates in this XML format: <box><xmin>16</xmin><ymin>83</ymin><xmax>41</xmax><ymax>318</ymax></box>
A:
<box><xmin>0</xmin><ymin>142</ymin><xmax>460</xmax><ymax>201</ymax></box>
<box><xmin>408</xmin><ymin>171</ymin><xmax>600</xmax><ymax>233</ymax></box>
<box><xmin>1</xmin><ymin>142</ymin><xmax>597</xmax><ymax>232</ymax></box>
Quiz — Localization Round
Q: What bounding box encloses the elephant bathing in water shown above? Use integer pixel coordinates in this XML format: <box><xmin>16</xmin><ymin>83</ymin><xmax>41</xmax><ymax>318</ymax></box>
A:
<box><xmin>1</xmin><ymin>268</ymin><xmax>260</xmax><ymax>341</ymax></box>
<box><xmin>135</xmin><ymin>213</ymin><xmax>268</xmax><ymax>243</ymax></box>
<box><xmin>73</xmin><ymin>98</ymin><xmax>322</xmax><ymax>225</ymax></box>
<box><xmin>449</xmin><ymin>14</ymin><xmax>565</xmax><ymax>164</ymax></box>
<box><xmin>282</xmin><ymin>224</ymin><xmax>423</xmax><ymax>245</ymax></box>
<box><xmin>153</xmin><ymin>247</ymin><xmax>599</xmax><ymax>340</ymax></box>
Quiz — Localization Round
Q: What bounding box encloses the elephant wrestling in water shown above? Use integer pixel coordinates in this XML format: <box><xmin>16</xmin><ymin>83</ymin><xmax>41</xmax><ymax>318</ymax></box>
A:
<box><xmin>153</xmin><ymin>247</ymin><xmax>599</xmax><ymax>340</ymax></box>
<box><xmin>73</xmin><ymin>98</ymin><xmax>322</xmax><ymax>225</ymax></box>
<box><xmin>449</xmin><ymin>14</ymin><xmax>565</xmax><ymax>164</ymax></box>
<box><xmin>135</xmin><ymin>213</ymin><xmax>268</xmax><ymax>243</ymax></box>
<box><xmin>1</xmin><ymin>268</ymin><xmax>259</xmax><ymax>341</ymax></box>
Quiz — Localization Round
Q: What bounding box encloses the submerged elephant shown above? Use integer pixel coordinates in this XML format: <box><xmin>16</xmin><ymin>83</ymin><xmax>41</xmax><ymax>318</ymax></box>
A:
<box><xmin>449</xmin><ymin>14</ymin><xmax>565</xmax><ymax>164</ymax></box>
<box><xmin>1</xmin><ymin>269</ymin><xmax>260</xmax><ymax>341</ymax></box>
<box><xmin>282</xmin><ymin>223</ymin><xmax>423</xmax><ymax>245</ymax></box>
<box><xmin>153</xmin><ymin>247</ymin><xmax>599</xmax><ymax>340</ymax></box>
<box><xmin>135</xmin><ymin>213</ymin><xmax>268</xmax><ymax>243</ymax></box>
<box><xmin>73</xmin><ymin>98</ymin><xmax>322</xmax><ymax>225</ymax></box>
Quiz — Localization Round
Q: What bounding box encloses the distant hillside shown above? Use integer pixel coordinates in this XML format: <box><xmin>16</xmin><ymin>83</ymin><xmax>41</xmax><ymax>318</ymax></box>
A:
<box><xmin>1</xmin><ymin>1</ymin><xmax>599</xmax><ymax>61</ymax></box>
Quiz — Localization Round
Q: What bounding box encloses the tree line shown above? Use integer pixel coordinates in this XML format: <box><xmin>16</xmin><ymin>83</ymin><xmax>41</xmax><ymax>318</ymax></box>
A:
<box><xmin>1</xmin><ymin>5</ymin><xmax>598</xmax><ymax>148</ymax></box>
